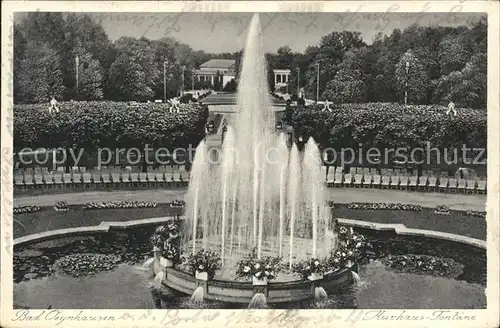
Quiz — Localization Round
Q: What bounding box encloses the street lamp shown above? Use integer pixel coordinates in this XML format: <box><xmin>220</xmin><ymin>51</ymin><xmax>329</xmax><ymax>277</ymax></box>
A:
<box><xmin>181</xmin><ymin>65</ymin><xmax>186</xmax><ymax>96</ymax></box>
<box><xmin>163</xmin><ymin>61</ymin><xmax>168</xmax><ymax>103</ymax></box>
<box><xmin>405</xmin><ymin>61</ymin><xmax>410</xmax><ymax>106</ymax></box>
<box><xmin>192</xmin><ymin>70</ymin><xmax>195</xmax><ymax>92</ymax></box>
<box><xmin>297</xmin><ymin>67</ymin><xmax>300</xmax><ymax>99</ymax></box>
<box><xmin>316</xmin><ymin>63</ymin><xmax>320</xmax><ymax>103</ymax></box>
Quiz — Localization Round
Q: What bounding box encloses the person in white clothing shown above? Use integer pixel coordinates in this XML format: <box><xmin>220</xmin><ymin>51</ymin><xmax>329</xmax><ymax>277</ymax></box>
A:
<box><xmin>322</xmin><ymin>99</ymin><xmax>332</xmax><ymax>112</ymax></box>
<box><xmin>48</xmin><ymin>97</ymin><xmax>59</xmax><ymax>114</ymax></box>
<box><xmin>446</xmin><ymin>101</ymin><xmax>457</xmax><ymax>116</ymax></box>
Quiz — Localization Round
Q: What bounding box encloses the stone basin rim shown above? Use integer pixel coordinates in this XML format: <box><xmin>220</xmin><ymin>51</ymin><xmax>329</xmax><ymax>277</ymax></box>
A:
<box><xmin>14</xmin><ymin>216</ymin><xmax>486</xmax><ymax>250</ymax></box>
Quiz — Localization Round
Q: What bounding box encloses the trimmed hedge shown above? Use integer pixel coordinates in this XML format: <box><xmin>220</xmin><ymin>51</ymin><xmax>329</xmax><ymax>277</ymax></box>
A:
<box><xmin>289</xmin><ymin>103</ymin><xmax>486</xmax><ymax>152</ymax></box>
<box><xmin>14</xmin><ymin>101</ymin><xmax>209</xmax><ymax>153</ymax></box>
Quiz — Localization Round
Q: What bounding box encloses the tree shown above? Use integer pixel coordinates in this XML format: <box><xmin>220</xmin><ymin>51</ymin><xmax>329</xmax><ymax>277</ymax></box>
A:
<box><xmin>108</xmin><ymin>54</ymin><xmax>154</xmax><ymax>101</ymax></box>
<box><xmin>395</xmin><ymin>49</ymin><xmax>429</xmax><ymax>104</ymax></box>
<box><xmin>17</xmin><ymin>41</ymin><xmax>66</xmax><ymax>103</ymax></box>
<box><xmin>13</xmin><ymin>24</ymin><xmax>27</xmax><ymax>103</ymax></box>
<box><xmin>109</xmin><ymin>37</ymin><xmax>157</xmax><ymax>100</ymax></box>
<box><xmin>438</xmin><ymin>35</ymin><xmax>470</xmax><ymax>75</ymax></box>
<box><xmin>77</xmin><ymin>52</ymin><xmax>104</xmax><ymax>100</ymax></box>
<box><xmin>304</xmin><ymin>31</ymin><xmax>365</xmax><ymax>99</ymax></box>
<box><xmin>323</xmin><ymin>68</ymin><xmax>364</xmax><ymax>104</ymax></box>
<box><xmin>63</xmin><ymin>14</ymin><xmax>112</xmax><ymax>98</ymax></box>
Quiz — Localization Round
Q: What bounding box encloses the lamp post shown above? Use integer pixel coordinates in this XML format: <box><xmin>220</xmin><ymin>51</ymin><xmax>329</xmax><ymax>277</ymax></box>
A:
<box><xmin>404</xmin><ymin>62</ymin><xmax>409</xmax><ymax>105</ymax></box>
<box><xmin>163</xmin><ymin>60</ymin><xmax>168</xmax><ymax>103</ymax></box>
<box><xmin>192</xmin><ymin>70</ymin><xmax>195</xmax><ymax>92</ymax></box>
<box><xmin>75</xmin><ymin>55</ymin><xmax>79</xmax><ymax>98</ymax></box>
<box><xmin>297</xmin><ymin>67</ymin><xmax>300</xmax><ymax>99</ymax></box>
<box><xmin>316</xmin><ymin>63</ymin><xmax>320</xmax><ymax>103</ymax></box>
<box><xmin>181</xmin><ymin>65</ymin><xmax>186</xmax><ymax>96</ymax></box>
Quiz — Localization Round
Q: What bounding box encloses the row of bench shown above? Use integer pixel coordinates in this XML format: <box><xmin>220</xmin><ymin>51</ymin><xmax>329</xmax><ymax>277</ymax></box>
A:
<box><xmin>14</xmin><ymin>170</ymin><xmax>190</xmax><ymax>189</ymax></box>
<box><xmin>13</xmin><ymin>166</ymin><xmax>487</xmax><ymax>194</ymax></box>
<box><xmin>323</xmin><ymin>167</ymin><xmax>486</xmax><ymax>194</ymax></box>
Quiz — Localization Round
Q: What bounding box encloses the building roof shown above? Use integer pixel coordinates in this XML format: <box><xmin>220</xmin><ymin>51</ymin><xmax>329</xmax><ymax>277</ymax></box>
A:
<box><xmin>273</xmin><ymin>68</ymin><xmax>291</xmax><ymax>73</ymax></box>
<box><xmin>200</xmin><ymin>59</ymin><xmax>236</xmax><ymax>69</ymax></box>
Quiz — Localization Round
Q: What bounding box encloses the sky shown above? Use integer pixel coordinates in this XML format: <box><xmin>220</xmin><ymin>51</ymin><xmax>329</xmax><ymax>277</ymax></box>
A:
<box><xmin>16</xmin><ymin>12</ymin><xmax>484</xmax><ymax>53</ymax></box>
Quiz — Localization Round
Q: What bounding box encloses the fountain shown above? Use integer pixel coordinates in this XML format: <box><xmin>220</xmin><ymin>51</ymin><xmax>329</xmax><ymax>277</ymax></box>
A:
<box><xmin>146</xmin><ymin>13</ymin><xmax>355</xmax><ymax>306</ymax></box>
<box><xmin>184</xmin><ymin>12</ymin><xmax>331</xmax><ymax>270</ymax></box>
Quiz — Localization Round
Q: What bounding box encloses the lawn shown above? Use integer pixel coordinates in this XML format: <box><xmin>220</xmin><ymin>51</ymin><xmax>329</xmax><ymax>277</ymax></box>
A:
<box><xmin>14</xmin><ymin>206</ymin><xmax>183</xmax><ymax>238</ymax></box>
<box><xmin>333</xmin><ymin>205</ymin><xmax>486</xmax><ymax>240</ymax></box>
<box><xmin>14</xmin><ymin>203</ymin><xmax>486</xmax><ymax>241</ymax></box>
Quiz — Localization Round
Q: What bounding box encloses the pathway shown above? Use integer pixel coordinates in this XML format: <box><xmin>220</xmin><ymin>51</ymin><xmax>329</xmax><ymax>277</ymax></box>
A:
<box><xmin>14</xmin><ymin>188</ymin><xmax>486</xmax><ymax>211</ymax></box>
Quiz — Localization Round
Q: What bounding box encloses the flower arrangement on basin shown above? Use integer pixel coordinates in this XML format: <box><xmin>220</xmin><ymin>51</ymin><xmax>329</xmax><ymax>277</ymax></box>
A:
<box><xmin>435</xmin><ymin>205</ymin><xmax>451</xmax><ymax>215</ymax></box>
<box><xmin>82</xmin><ymin>200</ymin><xmax>157</xmax><ymax>210</ymax></box>
<box><xmin>347</xmin><ymin>202</ymin><xmax>422</xmax><ymax>211</ymax></box>
<box><xmin>150</xmin><ymin>217</ymin><xmax>182</xmax><ymax>265</ymax></box>
<box><xmin>54</xmin><ymin>201</ymin><xmax>69</xmax><ymax>212</ymax></box>
<box><xmin>329</xmin><ymin>225</ymin><xmax>373</xmax><ymax>270</ymax></box>
<box><xmin>292</xmin><ymin>258</ymin><xmax>328</xmax><ymax>281</ymax></box>
<box><xmin>235</xmin><ymin>248</ymin><xmax>282</xmax><ymax>285</ymax></box>
<box><xmin>183</xmin><ymin>249</ymin><xmax>222</xmax><ymax>280</ymax></box>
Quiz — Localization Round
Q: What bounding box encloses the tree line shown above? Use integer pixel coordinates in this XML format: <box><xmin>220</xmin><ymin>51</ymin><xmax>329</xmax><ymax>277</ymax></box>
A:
<box><xmin>14</xmin><ymin>13</ymin><xmax>487</xmax><ymax>108</ymax></box>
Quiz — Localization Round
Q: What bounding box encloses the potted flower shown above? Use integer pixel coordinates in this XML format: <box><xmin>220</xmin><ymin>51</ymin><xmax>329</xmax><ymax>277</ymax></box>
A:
<box><xmin>292</xmin><ymin>258</ymin><xmax>327</xmax><ymax>281</ymax></box>
<box><xmin>235</xmin><ymin>248</ymin><xmax>282</xmax><ymax>285</ymax></box>
<box><xmin>183</xmin><ymin>249</ymin><xmax>222</xmax><ymax>281</ymax></box>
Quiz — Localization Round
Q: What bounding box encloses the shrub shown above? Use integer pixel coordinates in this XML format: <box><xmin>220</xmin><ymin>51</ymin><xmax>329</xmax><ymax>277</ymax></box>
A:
<box><xmin>13</xmin><ymin>101</ymin><xmax>208</xmax><ymax>155</ymax></box>
<box><xmin>289</xmin><ymin>103</ymin><xmax>486</xmax><ymax>151</ymax></box>
<box><xmin>179</xmin><ymin>93</ymin><xmax>194</xmax><ymax>104</ymax></box>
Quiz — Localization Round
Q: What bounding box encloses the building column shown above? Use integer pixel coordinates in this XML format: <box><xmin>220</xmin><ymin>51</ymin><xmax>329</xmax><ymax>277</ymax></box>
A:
<box><xmin>274</xmin><ymin>73</ymin><xmax>278</xmax><ymax>85</ymax></box>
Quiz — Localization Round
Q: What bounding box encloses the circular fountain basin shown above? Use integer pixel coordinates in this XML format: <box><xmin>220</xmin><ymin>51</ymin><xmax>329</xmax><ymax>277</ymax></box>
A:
<box><xmin>13</xmin><ymin>216</ymin><xmax>486</xmax><ymax>309</ymax></box>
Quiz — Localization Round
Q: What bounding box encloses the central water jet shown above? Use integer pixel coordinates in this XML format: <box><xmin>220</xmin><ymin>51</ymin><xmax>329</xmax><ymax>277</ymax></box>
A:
<box><xmin>183</xmin><ymin>13</ymin><xmax>332</xmax><ymax>273</ymax></box>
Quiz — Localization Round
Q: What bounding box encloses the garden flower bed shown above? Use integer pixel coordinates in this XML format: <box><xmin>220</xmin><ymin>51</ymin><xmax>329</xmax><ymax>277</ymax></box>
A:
<box><xmin>51</xmin><ymin>253</ymin><xmax>122</xmax><ymax>278</ymax></box>
<box><xmin>347</xmin><ymin>202</ymin><xmax>422</xmax><ymax>211</ymax></box>
<box><xmin>465</xmin><ymin>210</ymin><xmax>486</xmax><ymax>218</ymax></box>
<box><xmin>54</xmin><ymin>201</ymin><xmax>69</xmax><ymax>212</ymax></box>
<box><xmin>435</xmin><ymin>205</ymin><xmax>451</xmax><ymax>215</ymax></box>
<box><xmin>82</xmin><ymin>201</ymin><xmax>158</xmax><ymax>210</ymax></box>
<box><xmin>170</xmin><ymin>200</ymin><xmax>186</xmax><ymax>208</ymax></box>
<box><xmin>13</xmin><ymin>205</ymin><xmax>41</xmax><ymax>214</ymax></box>
<box><xmin>381</xmin><ymin>254</ymin><xmax>464</xmax><ymax>278</ymax></box>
